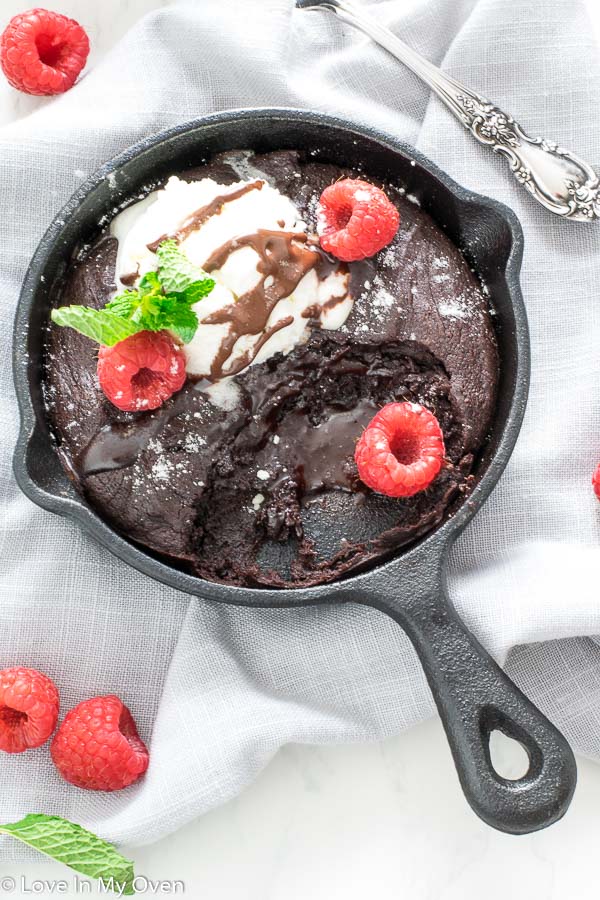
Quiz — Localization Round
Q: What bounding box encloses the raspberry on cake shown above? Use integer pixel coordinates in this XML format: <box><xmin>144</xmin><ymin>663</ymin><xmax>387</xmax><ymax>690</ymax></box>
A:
<box><xmin>97</xmin><ymin>330</ymin><xmax>186</xmax><ymax>412</ymax></box>
<box><xmin>0</xmin><ymin>666</ymin><xmax>59</xmax><ymax>753</ymax></box>
<box><xmin>51</xmin><ymin>695</ymin><xmax>149</xmax><ymax>791</ymax></box>
<box><xmin>355</xmin><ymin>402</ymin><xmax>445</xmax><ymax>498</ymax></box>
<box><xmin>316</xmin><ymin>178</ymin><xmax>400</xmax><ymax>262</ymax></box>
<box><xmin>0</xmin><ymin>8</ymin><xmax>89</xmax><ymax>96</ymax></box>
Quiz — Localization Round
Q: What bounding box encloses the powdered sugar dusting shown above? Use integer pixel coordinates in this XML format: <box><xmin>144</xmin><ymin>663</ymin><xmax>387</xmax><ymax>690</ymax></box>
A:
<box><xmin>151</xmin><ymin>459</ymin><xmax>172</xmax><ymax>482</ymax></box>
<box><xmin>372</xmin><ymin>285</ymin><xmax>396</xmax><ymax>309</ymax></box>
<box><xmin>352</xmin><ymin>271</ymin><xmax>402</xmax><ymax>327</ymax></box>
<box><xmin>184</xmin><ymin>432</ymin><xmax>207</xmax><ymax>452</ymax></box>
<box><xmin>380</xmin><ymin>246</ymin><xmax>397</xmax><ymax>268</ymax></box>
<box><xmin>438</xmin><ymin>292</ymin><xmax>478</xmax><ymax>321</ymax></box>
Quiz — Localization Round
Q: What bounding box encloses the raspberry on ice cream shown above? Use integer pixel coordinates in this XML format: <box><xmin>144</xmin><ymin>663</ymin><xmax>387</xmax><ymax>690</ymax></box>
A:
<box><xmin>355</xmin><ymin>402</ymin><xmax>445</xmax><ymax>498</ymax></box>
<box><xmin>51</xmin><ymin>695</ymin><xmax>149</xmax><ymax>791</ymax></box>
<box><xmin>0</xmin><ymin>8</ymin><xmax>89</xmax><ymax>96</ymax></box>
<box><xmin>317</xmin><ymin>178</ymin><xmax>400</xmax><ymax>262</ymax></box>
<box><xmin>97</xmin><ymin>330</ymin><xmax>186</xmax><ymax>412</ymax></box>
<box><xmin>0</xmin><ymin>666</ymin><xmax>59</xmax><ymax>753</ymax></box>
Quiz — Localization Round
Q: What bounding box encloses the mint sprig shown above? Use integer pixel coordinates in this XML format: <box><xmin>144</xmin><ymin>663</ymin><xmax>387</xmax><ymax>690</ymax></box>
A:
<box><xmin>0</xmin><ymin>814</ymin><xmax>134</xmax><ymax>895</ymax></box>
<box><xmin>51</xmin><ymin>240</ymin><xmax>215</xmax><ymax>347</ymax></box>
<box><xmin>51</xmin><ymin>306</ymin><xmax>141</xmax><ymax>346</ymax></box>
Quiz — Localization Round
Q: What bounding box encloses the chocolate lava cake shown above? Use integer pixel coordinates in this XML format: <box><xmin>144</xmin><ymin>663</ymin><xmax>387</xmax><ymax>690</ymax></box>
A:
<box><xmin>43</xmin><ymin>149</ymin><xmax>499</xmax><ymax>587</ymax></box>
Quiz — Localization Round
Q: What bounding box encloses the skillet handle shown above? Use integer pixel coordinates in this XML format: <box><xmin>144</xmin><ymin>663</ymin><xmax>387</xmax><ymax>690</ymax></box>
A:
<box><xmin>360</xmin><ymin>551</ymin><xmax>577</xmax><ymax>834</ymax></box>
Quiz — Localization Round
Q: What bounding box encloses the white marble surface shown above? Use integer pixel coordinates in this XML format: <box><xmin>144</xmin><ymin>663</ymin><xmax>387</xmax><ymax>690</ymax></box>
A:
<box><xmin>1</xmin><ymin>1</ymin><xmax>599</xmax><ymax>896</ymax></box>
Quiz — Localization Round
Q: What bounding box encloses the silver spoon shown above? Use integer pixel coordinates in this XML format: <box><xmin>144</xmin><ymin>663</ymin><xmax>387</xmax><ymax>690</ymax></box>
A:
<box><xmin>296</xmin><ymin>0</ymin><xmax>600</xmax><ymax>222</ymax></box>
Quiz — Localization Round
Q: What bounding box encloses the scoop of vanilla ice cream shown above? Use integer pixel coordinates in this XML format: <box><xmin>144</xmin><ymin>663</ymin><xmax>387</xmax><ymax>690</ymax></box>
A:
<box><xmin>110</xmin><ymin>176</ymin><xmax>353</xmax><ymax>381</ymax></box>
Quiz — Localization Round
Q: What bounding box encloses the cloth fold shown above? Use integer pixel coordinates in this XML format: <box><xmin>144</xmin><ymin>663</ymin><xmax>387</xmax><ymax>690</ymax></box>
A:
<box><xmin>0</xmin><ymin>0</ymin><xmax>598</xmax><ymax>850</ymax></box>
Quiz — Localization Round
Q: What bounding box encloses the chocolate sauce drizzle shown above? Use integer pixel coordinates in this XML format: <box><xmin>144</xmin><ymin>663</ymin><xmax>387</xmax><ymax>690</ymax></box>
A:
<box><xmin>200</xmin><ymin>230</ymin><xmax>321</xmax><ymax>379</ymax></box>
<box><xmin>147</xmin><ymin>180</ymin><xmax>264</xmax><ymax>252</ymax></box>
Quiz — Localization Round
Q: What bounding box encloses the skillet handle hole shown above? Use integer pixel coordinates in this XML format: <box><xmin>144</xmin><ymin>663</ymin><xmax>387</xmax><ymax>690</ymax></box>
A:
<box><xmin>488</xmin><ymin>728</ymin><xmax>532</xmax><ymax>781</ymax></box>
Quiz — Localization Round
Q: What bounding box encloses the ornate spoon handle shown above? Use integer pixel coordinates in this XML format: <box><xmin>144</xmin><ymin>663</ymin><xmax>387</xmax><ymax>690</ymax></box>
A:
<box><xmin>297</xmin><ymin>0</ymin><xmax>600</xmax><ymax>222</ymax></box>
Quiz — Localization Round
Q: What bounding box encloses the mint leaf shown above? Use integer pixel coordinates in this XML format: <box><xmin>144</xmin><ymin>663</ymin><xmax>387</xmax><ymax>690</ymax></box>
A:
<box><xmin>168</xmin><ymin>304</ymin><xmax>199</xmax><ymax>344</ymax></box>
<box><xmin>104</xmin><ymin>288</ymin><xmax>140</xmax><ymax>319</ymax></box>
<box><xmin>51</xmin><ymin>306</ymin><xmax>141</xmax><ymax>347</ymax></box>
<box><xmin>106</xmin><ymin>273</ymin><xmax>161</xmax><ymax>330</ymax></box>
<box><xmin>104</xmin><ymin>293</ymin><xmax>137</xmax><ymax>319</ymax></box>
<box><xmin>137</xmin><ymin>271</ymin><xmax>162</xmax><ymax>295</ymax></box>
<box><xmin>0</xmin><ymin>814</ymin><xmax>134</xmax><ymax>895</ymax></box>
<box><xmin>157</xmin><ymin>239</ymin><xmax>207</xmax><ymax>293</ymax></box>
<box><xmin>179</xmin><ymin>278</ymin><xmax>216</xmax><ymax>305</ymax></box>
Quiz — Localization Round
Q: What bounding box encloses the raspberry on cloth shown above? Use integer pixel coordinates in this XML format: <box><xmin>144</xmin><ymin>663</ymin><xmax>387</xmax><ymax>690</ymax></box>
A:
<box><xmin>0</xmin><ymin>667</ymin><xmax>59</xmax><ymax>753</ymax></box>
<box><xmin>51</xmin><ymin>695</ymin><xmax>149</xmax><ymax>792</ymax></box>
<box><xmin>0</xmin><ymin>7</ymin><xmax>89</xmax><ymax>96</ymax></box>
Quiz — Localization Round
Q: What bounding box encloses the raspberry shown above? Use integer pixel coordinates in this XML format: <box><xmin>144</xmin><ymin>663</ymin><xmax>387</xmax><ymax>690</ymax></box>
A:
<box><xmin>0</xmin><ymin>667</ymin><xmax>59</xmax><ymax>753</ymax></box>
<box><xmin>51</xmin><ymin>695</ymin><xmax>149</xmax><ymax>792</ymax></box>
<box><xmin>97</xmin><ymin>330</ymin><xmax>186</xmax><ymax>412</ymax></box>
<box><xmin>316</xmin><ymin>178</ymin><xmax>400</xmax><ymax>262</ymax></box>
<box><xmin>593</xmin><ymin>463</ymin><xmax>600</xmax><ymax>500</ymax></box>
<box><xmin>0</xmin><ymin>8</ymin><xmax>89</xmax><ymax>96</ymax></box>
<box><xmin>355</xmin><ymin>402</ymin><xmax>445</xmax><ymax>498</ymax></box>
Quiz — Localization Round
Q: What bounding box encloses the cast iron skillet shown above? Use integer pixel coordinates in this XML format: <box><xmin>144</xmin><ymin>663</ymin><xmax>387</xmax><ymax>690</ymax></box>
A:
<box><xmin>12</xmin><ymin>109</ymin><xmax>577</xmax><ymax>834</ymax></box>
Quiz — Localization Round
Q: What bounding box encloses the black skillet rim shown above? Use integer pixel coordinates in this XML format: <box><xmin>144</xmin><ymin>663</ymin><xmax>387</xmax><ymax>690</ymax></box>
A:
<box><xmin>12</xmin><ymin>107</ymin><xmax>529</xmax><ymax>607</ymax></box>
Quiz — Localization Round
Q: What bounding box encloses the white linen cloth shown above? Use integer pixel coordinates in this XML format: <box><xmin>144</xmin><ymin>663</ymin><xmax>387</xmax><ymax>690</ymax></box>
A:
<box><xmin>0</xmin><ymin>0</ymin><xmax>598</xmax><ymax>851</ymax></box>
